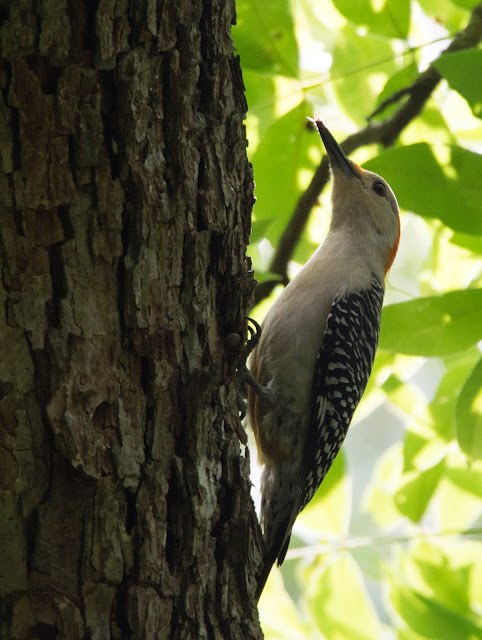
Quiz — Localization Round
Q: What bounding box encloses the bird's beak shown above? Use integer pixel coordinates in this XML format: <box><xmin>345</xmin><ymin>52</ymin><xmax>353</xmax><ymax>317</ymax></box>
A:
<box><xmin>316</xmin><ymin>120</ymin><xmax>360</xmax><ymax>179</ymax></box>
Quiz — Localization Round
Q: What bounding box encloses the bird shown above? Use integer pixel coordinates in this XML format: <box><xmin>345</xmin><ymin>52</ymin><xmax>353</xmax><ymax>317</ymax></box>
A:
<box><xmin>247</xmin><ymin>118</ymin><xmax>400</xmax><ymax>600</ymax></box>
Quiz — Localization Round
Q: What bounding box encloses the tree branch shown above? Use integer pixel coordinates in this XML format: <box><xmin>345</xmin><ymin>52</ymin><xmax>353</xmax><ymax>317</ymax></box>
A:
<box><xmin>254</xmin><ymin>1</ymin><xmax>482</xmax><ymax>307</ymax></box>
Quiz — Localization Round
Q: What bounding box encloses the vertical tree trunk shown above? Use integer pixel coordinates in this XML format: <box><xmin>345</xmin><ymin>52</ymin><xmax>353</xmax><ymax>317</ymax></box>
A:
<box><xmin>0</xmin><ymin>1</ymin><xmax>262</xmax><ymax>638</ymax></box>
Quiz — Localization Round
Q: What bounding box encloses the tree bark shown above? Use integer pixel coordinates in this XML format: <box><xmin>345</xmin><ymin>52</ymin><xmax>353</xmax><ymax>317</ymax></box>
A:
<box><xmin>0</xmin><ymin>1</ymin><xmax>262</xmax><ymax>638</ymax></box>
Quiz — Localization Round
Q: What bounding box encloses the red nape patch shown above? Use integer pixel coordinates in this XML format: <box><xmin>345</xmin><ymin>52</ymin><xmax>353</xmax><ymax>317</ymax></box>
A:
<box><xmin>385</xmin><ymin>222</ymin><xmax>401</xmax><ymax>274</ymax></box>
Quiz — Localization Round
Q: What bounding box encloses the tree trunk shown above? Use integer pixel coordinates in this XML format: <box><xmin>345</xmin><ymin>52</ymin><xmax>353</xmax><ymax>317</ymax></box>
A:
<box><xmin>0</xmin><ymin>1</ymin><xmax>262</xmax><ymax>638</ymax></box>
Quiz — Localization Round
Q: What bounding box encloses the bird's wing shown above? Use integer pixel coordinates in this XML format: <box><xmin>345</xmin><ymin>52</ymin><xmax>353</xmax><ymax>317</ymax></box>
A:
<box><xmin>276</xmin><ymin>277</ymin><xmax>385</xmax><ymax>564</ymax></box>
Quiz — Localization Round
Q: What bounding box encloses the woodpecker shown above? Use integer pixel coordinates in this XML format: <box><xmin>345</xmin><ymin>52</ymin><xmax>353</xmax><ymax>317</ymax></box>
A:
<box><xmin>248</xmin><ymin>119</ymin><xmax>400</xmax><ymax>600</ymax></box>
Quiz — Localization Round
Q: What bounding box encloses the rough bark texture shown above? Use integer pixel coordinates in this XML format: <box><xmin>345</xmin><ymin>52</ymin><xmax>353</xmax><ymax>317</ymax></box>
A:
<box><xmin>0</xmin><ymin>1</ymin><xmax>263</xmax><ymax>638</ymax></box>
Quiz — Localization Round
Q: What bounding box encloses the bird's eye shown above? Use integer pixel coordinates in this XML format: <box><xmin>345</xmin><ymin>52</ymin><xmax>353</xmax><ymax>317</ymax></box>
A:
<box><xmin>372</xmin><ymin>180</ymin><xmax>386</xmax><ymax>197</ymax></box>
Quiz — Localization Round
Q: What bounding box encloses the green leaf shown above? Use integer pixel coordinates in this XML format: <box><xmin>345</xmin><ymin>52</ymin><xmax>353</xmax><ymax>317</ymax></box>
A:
<box><xmin>242</xmin><ymin>69</ymin><xmax>277</xmax><ymax>148</ymax></box>
<box><xmin>251</xmin><ymin>102</ymin><xmax>320</xmax><ymax>245</ymax></box>
<box><xmin>391</xmin><ymin>546</ymin><xmax>482</xmax><ymax>639</ymax></box>
<box><xmin>331</xmin><ymin>25</ymin><xmax>398</xmax><ymax>125</ymax></box>
<box><xmin>395</xmin><ymin>460</ymin><xmax>445</xmax><ymax>522</ymax></box>
<box><xmin>437</xmin><ymin>457</ymin><xmax>482</xmax><ymax>530</ymax></box>
<box><xmin>250</xmin><ymin>270</ymin><xmax>285</xmax><ymax>285</ymax></box>
<box><xmin>456</xmin><ymin>357</ymin><xmax>482</xmax><ymax>461</ymax></box>
<box><xmin>416</xmin><ymin>0</ymin><xmax>470</xmax><ymax>32</ymax></box>
<box><xmin>446</xmin><ymin>458</ymin><xmax>482</xmax><ymax>499</ymax></box>
<box><xmin>390</xmin><ymin>586</ymin><xmax>482</xmax><ymax>640</ymax></box>
<box><xmin>232</xmin><ymin>0</ymin><xmax>299</xmax><ymax>77</ymax></box>
<box><xmin>250</xmin><ymin>216</ymin><xmax>277</xmax><ymax>243</ymax></box>
<box><xmin>450</xmin><ymin>232</ymin><xmax>482</xmax><ymax>255</ymax></box>
<box><xmin>308</xmin><ymin>553</ymin><xmax>382</xmax><ymax>640</ymax></box>
<box><xmin>401</xmin><ymin>427</ymin><xmax>445</xmax><ymax>473</ymax></box>
<box><xmin>379</xmin><ymin>289</ymin><xmax>482</xmax><ymax>356</ymax></box>
<box><xmin>372</xmin><ymin>62</ymin><xmax>419</xmax><ymax>121</ymax></box>
<box><xmin>451</xmin><ymin>0</ymin><xmax>481</xmax><ymax>9</ymax></box>
<box><xmin>428</xmin><ymin>348</ymin><xmax>481</xmax><ymax>443</ymax></box>
<box><xmin>365</xmin><ymin>143</ymin><xmax>482</xmax><ymax>236</ymax></box>
<box><xmin>434</xmin><ymin>49</ymin><xmax>482</xmax><ymax>120</ymax></box>
<box><xmin>332</xmin><ymin>0</ymin><xmax>410</xmax><ymax>38</ymax></box>
<box><xmin>397</xmin><ymin>629</ymin><xmax>428</xmax><ymax>640</ymax></box>
<box><xmin>413</xmin><ymin>547</ymin><xmax>472</xmax><ymax>615</ymax></box>
<box><xmin>243</xmin><ymin>71</ymin><xmax>306</xmax><ymax>150</ymax></box>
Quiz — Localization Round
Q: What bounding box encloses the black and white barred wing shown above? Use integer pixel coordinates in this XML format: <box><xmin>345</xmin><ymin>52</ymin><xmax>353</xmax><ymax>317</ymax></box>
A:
<box><xmin>298</xmin><ymin>278</ymin><xmax>385</xmax><ymax>513</ymax></box>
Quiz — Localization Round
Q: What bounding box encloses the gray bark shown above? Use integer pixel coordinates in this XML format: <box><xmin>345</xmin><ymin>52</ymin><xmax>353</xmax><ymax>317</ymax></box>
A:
<box><xmin>0</xmin><ymin>1</ymin><xmax>262</xmax><ymax>638</ymax></box>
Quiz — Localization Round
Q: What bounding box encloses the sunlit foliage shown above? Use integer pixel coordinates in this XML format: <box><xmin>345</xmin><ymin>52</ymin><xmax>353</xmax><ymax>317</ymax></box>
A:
<box><xmin>233</xmin><ymin>1</ymin><xmax>482</xmax><ymax>637</ymax></box>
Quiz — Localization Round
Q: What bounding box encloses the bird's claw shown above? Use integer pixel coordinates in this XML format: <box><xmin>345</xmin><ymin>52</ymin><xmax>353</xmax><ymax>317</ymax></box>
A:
<box><xmin>234</xmin><ymin>318</ymin><xmax>263</xmax><ymax>418</ymax></box>
<box><xmin>242</xmin><ymin>317</ymin><xmax>261</xmax><ymax>361</ymax></box>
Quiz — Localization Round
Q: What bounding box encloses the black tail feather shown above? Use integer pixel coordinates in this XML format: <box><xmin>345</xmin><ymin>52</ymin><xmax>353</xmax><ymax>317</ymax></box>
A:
<box><xmin>255</xmin><ymin>530</ymin><xmax>292</xmax><ymax>601</ymax></box>
<box><xmin>277</xmin><ymin>535</ymin><xmax>291</xmax><ymax>567</ymax></box>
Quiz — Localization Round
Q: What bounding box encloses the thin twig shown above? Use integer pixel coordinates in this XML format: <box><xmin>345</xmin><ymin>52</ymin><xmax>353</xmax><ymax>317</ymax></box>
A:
<box><xmin>285</xmin><ymin>527</ymin><xmax>482</xmax><ymax>560</ymax></box>
<box><xmin>367</xmin><ymin>87</ymin><xmax>412</xmax><ymax>122</ymax></box>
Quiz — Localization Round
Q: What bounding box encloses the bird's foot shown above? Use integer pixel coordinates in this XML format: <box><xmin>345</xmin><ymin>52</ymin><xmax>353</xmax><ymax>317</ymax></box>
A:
<box><xmin>226</xmin><ymin>318</ymin><xmax>264</xmax><ymax>418</ymax></box>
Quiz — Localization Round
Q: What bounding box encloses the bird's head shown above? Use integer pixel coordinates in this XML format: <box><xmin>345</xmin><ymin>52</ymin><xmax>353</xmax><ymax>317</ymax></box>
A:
<box><xmin>316</xmin><ymin>119</ymin><xmax>400</xmax><ymax>274</ymax></box>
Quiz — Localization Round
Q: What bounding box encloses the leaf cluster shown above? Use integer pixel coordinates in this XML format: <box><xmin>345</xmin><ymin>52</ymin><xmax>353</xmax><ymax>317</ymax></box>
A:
<box><xmin>233</xmin><ymin>1</ymin><xmax>482</xmax><ymax>637</ymax></box>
